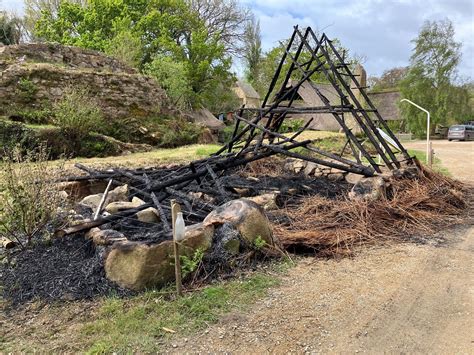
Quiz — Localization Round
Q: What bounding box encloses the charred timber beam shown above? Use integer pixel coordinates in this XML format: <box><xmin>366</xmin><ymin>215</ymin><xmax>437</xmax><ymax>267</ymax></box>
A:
<box><xmin>153</xmin><ymin>140</ymin><xmax>311</xmax><ymax>191</ymax></box>
<box><xmin>151</xmin><ymin>192</ymin><xmax>170</xmax><ymax>233</ymax></box>
<box><xmin>205</xmin><ymin>164</ymin><xmax>229</xmax><ymax>199</ymax></box>
<box><xmin>255</xmin><ymin>27</ymin><xmax>312</xmax><ymax>143</ymax></box>
<box><xmin>165</xmin><ymin>187</ymin><xmax>217</xmax><ymax>211</ymax></box>
<box><xmin>306</xmin><ymin>29</ymin><xmax>400</xmax><ymax>168</ymax></box>
<box><xmin>321</xmin><ymin>33</ymin><xmax>410</xmax><ymax>161</ymax></box>
<box><xmin>261</xmin><ymin>26</ymin><xmax>299</xmax><ymax>107</ymax></box>
<box><xmin>266</xmin><ymin>145</ymin><xmax>374</xmax><ymax>176</ymax></box>
<box><xmin>233</xmin><ymin>114</ymin><xmax>369</xmax><ymax>172</ymax></box>
<box><xmin>214</xmin><ymin>62</ymin><xmax>325</xmax><ymax>156</ymax></box>
<box><xmin>55</xmin><ymin>202</ymin><xmax>154</xmax><ymax>237</ymax></box>
<box><xmin>285</xmin><ymin>31</ymin><xmax>382</xmax><ymax>172</ymax></box>
<box><xmin>286</xmin><ymin>118</ymin><xmax>314</xmax><ymax>142</ymax></box>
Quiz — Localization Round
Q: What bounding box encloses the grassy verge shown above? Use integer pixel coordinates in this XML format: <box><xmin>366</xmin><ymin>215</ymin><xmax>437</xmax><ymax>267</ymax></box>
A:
<box><xmin>61</xmin><ymin>144</ymin><xmax>222</xmax><ymax>171</ymax></box>
<box><xmin>82</xmin><ymin>270</ymin><xmax>284</xmax><ymax>353</ymax></box>
<box><xmin>407</xmin><ymin>149</ymin><xmax>451</xmax><ymax>176</ymax></box>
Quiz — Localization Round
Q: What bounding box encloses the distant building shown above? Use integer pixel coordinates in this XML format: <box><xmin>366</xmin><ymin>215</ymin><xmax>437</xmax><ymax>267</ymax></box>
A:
<box><xmin>367</xmin><ymin>90</ymin><xmax>401</xmax><ymax>121</ymax></box>
<box><xmin>280</xmin><ymin>64</ymin><xmax>401</xmax><ymax>132</ymax></box>
<box><xmin>233</xmin><ymin>80</ymin><xmax>261</xmax><ymax>108</ymax></box>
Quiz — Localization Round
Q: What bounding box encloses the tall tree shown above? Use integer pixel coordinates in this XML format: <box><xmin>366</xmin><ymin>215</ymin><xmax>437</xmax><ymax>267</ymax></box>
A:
<box><xmin>24</xmin><ymin>0</ymin><xmax>86</xmax><ymax>39</ymax></box>
<box><xmin>0</xmin><ymin>11</ymin><xmax>23</xmax><ymax>45</ymax></box>
<box><xmin>34</xmin><ymin>0</ymin><xmax>236</xmax><ymax>109</ymax></box>
<box><xmin>399</xmin><ymin>19</ymin><xmax>470</xmax><ymax>136</ymax></box>
<box><xmin>369</xmin><ymin>67</ymin><xmax>408</xmax><ymax>91</ymax></box>
<box><xmin>187</xmin><ymin>0</ymin><xmax>251</xmax><ymax>54</ymax></box>
<box><xmin>243</xmin><ymin>16</ymin><xmax>262</xmax><ymax>92</ymax></box>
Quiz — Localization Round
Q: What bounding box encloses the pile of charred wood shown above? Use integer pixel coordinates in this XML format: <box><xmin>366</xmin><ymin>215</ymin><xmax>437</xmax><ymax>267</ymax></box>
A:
<box><xmin>57</xmin><ymin>26</ymin><xmax>412</xmax><ymax>238</ymax></box>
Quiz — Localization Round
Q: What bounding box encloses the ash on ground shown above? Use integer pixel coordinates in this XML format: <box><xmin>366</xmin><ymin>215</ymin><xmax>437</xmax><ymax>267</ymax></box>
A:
<box><xmin>1</xmin><ymin>234</ymin><xmax>132</xmax><ymax>306</ymax></box>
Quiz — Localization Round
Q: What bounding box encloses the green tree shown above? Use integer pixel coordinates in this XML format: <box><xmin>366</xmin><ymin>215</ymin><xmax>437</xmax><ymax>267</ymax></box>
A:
<box><xmin>399</xmin><ymin>19</ymin><xmax>471</xmax><ymax>136</ymax></box>
<box><xmin>24</xmin><ymin>0</ymin><xmax>86</xmax><ymax>39</ymax></box>
<box><xmin>34</xmin><ymin>0</ymin><xmax>235</xmax><ymax>109</ymax></box>
<box><xmin>369</xmin><ymin>67</ymin><xmax>408</xmax><ymax>92</ymax></box>
<box><xmin>144</xmin><ymin>55</ymin><xmax>193</xmax><ymax>110</ymax></box>
<box><xmin>187</xmin><ymin>0</ymin><xmax>251</xmax><ymax>54</ymax></box>
<box><xmin>0</xmin><ymin>11</ymin><xmax>23</xmax><ymax>45</ymax></box>
<box><xmin>243</xmin><ymin>16</ymin><xmax>263</xmax><ymax>93</ymax></box>
<box><xmin>256</xmin><ymin>34</ymin><xmax>357</xmax><ymax>101</ymax></box>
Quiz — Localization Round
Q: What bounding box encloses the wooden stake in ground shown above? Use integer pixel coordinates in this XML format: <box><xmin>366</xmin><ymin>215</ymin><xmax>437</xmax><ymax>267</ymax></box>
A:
<box><xmin>171</xmin><ymin>199</ymin><xmax>183</xmax><ymax>297</ymax></box>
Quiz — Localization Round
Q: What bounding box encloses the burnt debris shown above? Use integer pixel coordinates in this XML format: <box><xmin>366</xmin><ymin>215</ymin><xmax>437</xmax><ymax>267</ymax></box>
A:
<box><xmin>57</xmin><ymin>26</ymin><xmax>411</xmax><ymax>239</ymax></box>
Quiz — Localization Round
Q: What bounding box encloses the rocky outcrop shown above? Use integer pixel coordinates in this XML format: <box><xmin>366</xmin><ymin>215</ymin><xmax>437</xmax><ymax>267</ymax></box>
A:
<box><xmin>0</xmin><ymin>43</ymin><xmax>171</xmax><ymax>120</ymax></box>
<box><xmin>0</xmin><ymin>43</ymin><xmax>136</xmax><ymax>73</ymax></box>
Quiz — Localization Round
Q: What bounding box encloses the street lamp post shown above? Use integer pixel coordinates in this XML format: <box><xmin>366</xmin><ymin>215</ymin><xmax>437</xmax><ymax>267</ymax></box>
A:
<box><xmin>400</xmin><ymin>99</ymin><xmax>430</xmax><ymax>164</ymax></box>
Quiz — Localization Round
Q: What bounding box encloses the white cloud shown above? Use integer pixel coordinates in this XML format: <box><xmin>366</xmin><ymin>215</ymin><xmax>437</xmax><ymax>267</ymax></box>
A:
<box><xmin>244</xmin><ymin>0</ymin><xmax>473</xmax><ymax>78</ymax></box>
<box><xmin>2</xmin><ymin>0</ymin><xmax>472</xmax><ymax>78</ymax></box>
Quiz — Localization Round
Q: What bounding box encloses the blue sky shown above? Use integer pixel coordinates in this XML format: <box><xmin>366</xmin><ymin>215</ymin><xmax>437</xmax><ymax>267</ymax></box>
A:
<box><xmin>2</xmin><ymin>0</ymin><xmax>473</xmax><ymax>79</ymax></box>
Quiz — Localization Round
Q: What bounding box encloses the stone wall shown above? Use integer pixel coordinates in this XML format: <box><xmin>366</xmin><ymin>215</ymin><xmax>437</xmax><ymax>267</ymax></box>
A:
<box><xmin>0</xmin><ymin>43</ymin><xmax>136</xmax><ymax>73</ymax></box>
<box><xmin>0</xmin><ymin>44</ymin><xmax>171</xmax><ymax>120</ymax></box>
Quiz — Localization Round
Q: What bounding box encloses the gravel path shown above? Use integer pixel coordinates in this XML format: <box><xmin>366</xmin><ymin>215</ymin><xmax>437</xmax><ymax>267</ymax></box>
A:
<box><xmin>404</xmin><ymin>140</ymin><xmax>474</xmax><ymax>182</ymax></box>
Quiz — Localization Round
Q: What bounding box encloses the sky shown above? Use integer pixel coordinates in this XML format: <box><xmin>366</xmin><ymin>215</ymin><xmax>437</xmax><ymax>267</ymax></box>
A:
<box><xmin>2</xmin><ymin>0</ymin><xmax>473</xmax><ymax>79</ymax></box>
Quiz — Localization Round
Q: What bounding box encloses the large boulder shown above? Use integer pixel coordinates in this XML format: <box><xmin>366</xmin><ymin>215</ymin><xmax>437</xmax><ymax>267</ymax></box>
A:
<box><xmin>104</xmin><ymin>223</ymin><xmax>214</xmax><ymax>290</ymax></box>
<box><xmin>85</xmin><ymin>228</ymin><xmax>127</xmax><ymax>246</ymax></box>
<box><xmin>104</xmin><ymin>241</ymin><xmax>175</xmax><ymax>290</ymax></box>
<box><xmin>80</xmin><ymin>184</ymin><xmax>129</xmax><ymax>211</ymax></box>
<box><xmin>348</xmin><ymin>176</ymin><xmax>386</xmax><ymax>201</ymax></box>
<box><xmin>245</xmin><ymin>193</ymin><xmax>279</xmax><ymax>211</ymax></box>
<box><xmin>203</xmin><ymin>199</ymin><xmax>274</xmax><ymax>245</ymax></box>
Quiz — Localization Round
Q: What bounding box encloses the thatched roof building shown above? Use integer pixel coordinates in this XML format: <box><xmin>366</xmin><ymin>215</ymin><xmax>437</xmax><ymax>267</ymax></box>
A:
<box><xmin>233</xmin><ymin>80</ymin><xmax>261</xmax><ymax>108</ymax></box>
<box><xmin>189</xmin><ymin>108</ymin><xmax>225</xmax><ymax>131</ymax></box>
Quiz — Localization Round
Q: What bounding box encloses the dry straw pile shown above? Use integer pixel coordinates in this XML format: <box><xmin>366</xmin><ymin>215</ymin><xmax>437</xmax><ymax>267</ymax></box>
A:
<box><xmin>273</xmin><ymin>165</ymin><xmax>468</xmax><ymax>256</ymax></box>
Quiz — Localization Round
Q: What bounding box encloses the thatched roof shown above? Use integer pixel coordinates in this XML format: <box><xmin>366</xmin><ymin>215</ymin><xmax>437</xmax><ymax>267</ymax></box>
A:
<box><xmin>367</xmin><ymin>90</ymin><xmax>401</xmax><ymax>121</ymax></box>
<box><xmin>236</xmin><ymin>80</ymin><xmax>260</xmax><ymax>99</ymax></box>
<box><xmin>189</xmin><ymin>108</ymin><xmax>225</xmax><ymax>130</ymax></box>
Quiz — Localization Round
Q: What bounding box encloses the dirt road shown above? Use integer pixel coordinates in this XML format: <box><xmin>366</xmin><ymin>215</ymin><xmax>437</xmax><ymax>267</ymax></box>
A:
<box><xmin>173</xmin><ymin>141</ymin><xmax>474</xmax><ymax>354</ymax></box>
<box><xmin>404</xmin><ymin>140</ymin><xmax>474</xmax><ymax>182</ymax></box>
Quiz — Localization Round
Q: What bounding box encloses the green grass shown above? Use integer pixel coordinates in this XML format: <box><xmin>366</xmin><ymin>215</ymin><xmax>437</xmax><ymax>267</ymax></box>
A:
<box><xmin>407</xmin><ymin>149</ymin><xmax>451</xmax><ymax>176</ymax></box>
<box><xmin>81</xmin><ymin>273</ymin><xmax>281</xmax><ymax>353</ymax></box>
<box><xmin>60</xmin><ymin>144</ymin><xmax>222</xmax><ymax>171</ymax></box>
<box><xmin>25</xmin><ymin>123</ymin><xmax>58</xmax><ymax>130</ymax></box>
<box><xmin>195</xmin><ymin>145</ymin><xmax>221</xmax><ymax>157</ymax></box>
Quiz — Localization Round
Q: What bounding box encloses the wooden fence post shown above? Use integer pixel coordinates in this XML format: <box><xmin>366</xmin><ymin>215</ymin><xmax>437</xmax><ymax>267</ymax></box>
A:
<box><xmin>171</xmin><ymin>199</ymin><xmax>183</xmax><ymax>297</ymax></box>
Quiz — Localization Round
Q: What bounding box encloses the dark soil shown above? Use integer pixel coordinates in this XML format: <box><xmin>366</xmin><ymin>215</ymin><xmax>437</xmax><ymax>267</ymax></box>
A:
<box><xmin>1</xmin><ymin>234</ymin><xmax>131</xmax><ymax>306</ymax></box>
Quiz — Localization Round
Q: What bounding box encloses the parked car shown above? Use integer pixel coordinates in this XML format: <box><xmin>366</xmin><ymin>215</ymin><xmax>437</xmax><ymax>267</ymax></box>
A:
<box><xmin>447</xmin><ymin>125</ymin><xmax>474</xmax><ymax>141</ymax></box>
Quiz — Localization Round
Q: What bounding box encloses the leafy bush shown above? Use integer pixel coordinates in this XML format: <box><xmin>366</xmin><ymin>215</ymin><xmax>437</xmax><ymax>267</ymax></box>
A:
<box><xmin>144</xmin><ymin>55</ymin><xmax>193</xmax><ymax>110</ymax></box>
<box><xmin>180</xmin><ymin>248</ymin><xmax>204</xmax><ymax>279</ymax></box>
<box><xmin>253</xmin><ymin>235</ymin><xmax>267</xmax><ymax>250</ymax></box>
<box><xmin>17</xmin><ymin>78</ymin><xmax>38</xmax><ymax>102</ymax></box>
<box><xmin>35</xmin><ymin>128</ymin><xmax>120</xmax><ymax>158</ymax></box>
<box><xmin>52</xmin><ymin>87</ymin><xmax>104</xmax><ymax>142</ymax></box>
<box><xmin>0</xmin><ymin>146</ymin><xmax>67</xmax><ymax>247</ymax></box>
<box><xmin>155</xmin><ymin>117</ymin><xmax>204</xmax><ymax>148</ymax></box>
<box><xmin>0</xmin><ymin>119</ymin><xmax>39</xmax><ymax>157</ymax></box>
<box><xmin>279</xmin><ymin>119</ymin><xmax>304</xmax><ymax>133</ymax></box>
<box><xmin>8</xmin><ymin>106</ymin><xmax>53</xmax><ymax>125</ymax></box>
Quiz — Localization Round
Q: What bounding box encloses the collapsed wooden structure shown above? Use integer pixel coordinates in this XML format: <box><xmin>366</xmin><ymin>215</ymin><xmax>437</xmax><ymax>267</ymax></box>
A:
<box><xmin>58</xmin><ymin>26</ymin><xmax>412</xmax><ymax>237</ymax></box>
